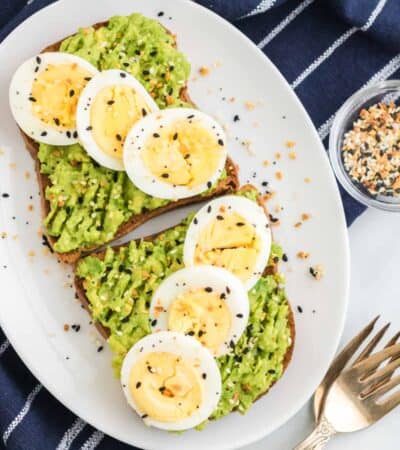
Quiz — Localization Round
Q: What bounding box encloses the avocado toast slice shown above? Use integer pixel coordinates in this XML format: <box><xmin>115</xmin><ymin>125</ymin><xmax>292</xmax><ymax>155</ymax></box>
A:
<box><xmin>20</xmin><ymin>14</ymin><xmax>239</xmax><ymax>264</ymax></box>
<box><xmin>74</xmin><ymin>185</ymin><xmax>295</xmax><ymax>422</ymax></box>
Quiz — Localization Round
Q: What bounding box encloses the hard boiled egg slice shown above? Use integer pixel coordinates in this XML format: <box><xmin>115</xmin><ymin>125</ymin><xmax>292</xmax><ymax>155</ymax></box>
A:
<box><xmin>76</xmin><ymin>70</ymin><xmax>158</xmax><ymax>171</ymax></box>
<box><xmin>184</xmin><ymin>195</ymin><xmax>272</xmax><ymax>291</ymax></box>
<box><xmin>123</xmin><ymin>108</ymin><xmax>227</xmax><ymax>199</ymax></box>
<box><xmin>149</xmin><ymin>266</ymin><xmax>249</xmax><ymax>357</ymax></box>
<box><xmin>121</xmin><ymin>331</ymin><xmax>221</xmax><ymax>431</ymax></box>
<box><xmin>9</xmin><ymin>52</ymin><xmax>98</xmax><ymax>145</ymax></box>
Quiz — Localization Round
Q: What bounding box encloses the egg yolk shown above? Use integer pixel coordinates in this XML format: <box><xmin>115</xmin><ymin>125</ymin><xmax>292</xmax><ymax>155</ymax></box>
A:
<box><xmin>194</xmin><ymin>212</ymin><xmax>261</xmax><ymax>282</ymax></box>
<box><xmin>141</xmin><ymin>119</ymin><xmax>224</xmax><ymax>188</ymax></box>
<box><xmin>129</xmin><ymin>352</ymin><xmax>203</xmax><ymax>423</ymax></box>
<box><xmin>167</xmin><ymin>288</ymin><xmax>231</xmax><ymax>355</ymax></box>
<box><xmin>91</xmin><ymin>85</ymin><xmax>151</xmax><ymax>159</ymax></box>
<box><xmin>31</xmin><ymin>63</ymin><xmax>92</xmax><ymax>129</ymax></box>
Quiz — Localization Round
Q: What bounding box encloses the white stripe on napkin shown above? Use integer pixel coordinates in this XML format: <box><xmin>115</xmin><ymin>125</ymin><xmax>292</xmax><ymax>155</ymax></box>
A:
<box><xmin>245</xmin><ymin>0</ymin><xmax>277</xmax><ymax>18</ymax></box>
<box><xmin>291</xmin><ymin>27</ymin><xmax>357</xmax><ymax>89</ymax></box>
<box><xmin>318</xmin><ymin>53</ymin><xmax>400</xmax><ymax>140</ymax></box>
<box><xmin>0</xmin><ymin>340</ymin><xmax>10</xmax><ymax>357</ymax></box>
<box><xmin>56</xmin><ymin>417</ymin><xmax>87</xmax><ymax>450</ymax></box>
<box><xmin>291</xmin><ymin>0</ymin><xmax>388</xmax><ymax>89</ymax></box>
<box><xmin>361</xmin><ymin>0</ymin><xmax>388</xmax><ymax>31</ymax></box>
<box><xmin>2</xmin><ymin>383</ymin><xmax>42</xmax><ymax>445</ymax></box>
<box><xmin>80</xmin><ymin>430</ymin><xmax>105</xmax><ymax>450</ymax></box>
<box><xmin>257</xmin><ymin>0</ymin><xmax>315</xmax><ymax>49</ymax></box>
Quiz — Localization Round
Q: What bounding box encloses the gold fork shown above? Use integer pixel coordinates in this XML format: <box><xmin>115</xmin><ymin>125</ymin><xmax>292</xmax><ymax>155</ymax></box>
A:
<box><xmin>294</xmin><ymin>318</ymin><xmax>400</xmax><ymax>449</ymax></box>
<box><xmin>314</xmin><ymin>316</ymin><xmax>400</xmax><ymax>421</ymax></box>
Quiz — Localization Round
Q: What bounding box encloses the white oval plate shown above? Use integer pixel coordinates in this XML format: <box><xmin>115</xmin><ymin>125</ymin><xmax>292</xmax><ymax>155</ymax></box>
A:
<box><xmin>0</xmin><ymin>1</ymin><xmax>349</xmax><ymax>449</ymax></box>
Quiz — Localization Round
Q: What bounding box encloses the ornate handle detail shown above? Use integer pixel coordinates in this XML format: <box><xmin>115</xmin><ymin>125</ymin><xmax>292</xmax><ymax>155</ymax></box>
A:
<box><xmin>293</xmin><ymin>415</ymin><xmax>337</xmax><ymax>450</ymax></box>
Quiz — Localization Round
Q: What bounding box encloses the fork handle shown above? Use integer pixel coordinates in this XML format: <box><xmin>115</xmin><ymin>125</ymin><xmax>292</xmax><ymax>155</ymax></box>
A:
<box><xmin>293</xmin><ymin>415</ymin><xmax>337</xmax><ymax>450</ymax></box>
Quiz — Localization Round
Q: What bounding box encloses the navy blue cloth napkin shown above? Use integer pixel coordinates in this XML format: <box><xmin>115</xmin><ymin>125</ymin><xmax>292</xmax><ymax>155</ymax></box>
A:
<box><xmin>1</xmin><ymin>1</ymin><xmax>400</xmax><ymax>449</ymax></box>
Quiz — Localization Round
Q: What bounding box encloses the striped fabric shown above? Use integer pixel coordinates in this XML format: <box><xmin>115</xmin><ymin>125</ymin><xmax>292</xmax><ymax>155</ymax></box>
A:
<box><xmin>1</xmin><ymin>0</ymin><xmax>399</xmax><ymax>449</ymax></box>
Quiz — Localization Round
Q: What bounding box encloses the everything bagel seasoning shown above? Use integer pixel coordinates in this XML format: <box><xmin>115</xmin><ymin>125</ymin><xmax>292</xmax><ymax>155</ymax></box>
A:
<box><xmin>342</xmin><ymin>102</ymin><xmax>400</xmax><ymax>197</ymax></box>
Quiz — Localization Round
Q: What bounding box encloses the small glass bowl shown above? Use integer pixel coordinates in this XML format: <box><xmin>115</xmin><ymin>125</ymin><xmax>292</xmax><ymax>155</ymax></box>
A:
<box><xmin>329</xmin><ymin>80</ymin><xmax>400</xmax><ymax>212</ymax></box>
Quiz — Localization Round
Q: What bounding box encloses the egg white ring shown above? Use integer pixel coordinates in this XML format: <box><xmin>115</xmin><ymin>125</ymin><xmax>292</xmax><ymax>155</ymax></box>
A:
<box><xmin>123</xmin><ymin>108</ymin><xmax>228</xmax><ymax>200</ymax></box>
<box><xmin>76</xmin><ymin>69</ymin><xmax>159</xmax><ymax>171</ymax></box>
<box><xmin>149</xmin><ymin>265</ymin><xmax>249</xmax><ymax>357</ymax></box>
<box><xmin>9</xmin><ymin>52</ymin><xmax>98</xmax><ymax>146</ymax></box>
<box><xmin>120</xmin><ymin>331</ymin><xmax>222</xmax><ymax>431</ymax></box>
<box><xmin>183</xmin><ymin>195</ymin><xmax>272</xmax><ymax>291</ymax></box>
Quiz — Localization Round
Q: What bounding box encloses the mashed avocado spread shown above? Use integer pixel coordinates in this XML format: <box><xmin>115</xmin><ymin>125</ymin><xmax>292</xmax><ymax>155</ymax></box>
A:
<box><xmin>38</xmin><ymin>14</ymin><xmax>224</xmax><ymax>253</ymax></box>
<box><xmin>76</xmin><ymin>189</ymin><xmax>292</xmax><ymax>422</ymax></box>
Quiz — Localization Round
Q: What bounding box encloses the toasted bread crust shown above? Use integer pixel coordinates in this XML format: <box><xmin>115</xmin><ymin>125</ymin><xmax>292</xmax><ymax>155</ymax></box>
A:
<box><xmin>73</xmin><ymin>186</ymin><xmax>295</xmax><ymax>400</ymax></box>
<box><xmin>20</xmin><ymin>20</ymin><xmax>239</xmax><ymax>264</ymax></box>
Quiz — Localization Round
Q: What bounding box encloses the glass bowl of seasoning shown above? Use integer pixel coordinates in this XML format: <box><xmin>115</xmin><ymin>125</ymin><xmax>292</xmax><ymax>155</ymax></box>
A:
<box><xmin>329</xmin><ymin>80</ymin><xmax>400</xmax><ymax>211</ymax></box>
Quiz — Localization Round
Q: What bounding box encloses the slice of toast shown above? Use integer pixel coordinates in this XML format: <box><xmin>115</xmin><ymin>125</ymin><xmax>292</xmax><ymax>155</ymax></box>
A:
<box><xmin>73</xmin><ymin>185</ymin><xmax>295</xmax><ymax>407</ymax></box>
<box><xmin>20</xmin><ymin>19</ymin><xmax>239</xmax><ymax>264</ymax></box>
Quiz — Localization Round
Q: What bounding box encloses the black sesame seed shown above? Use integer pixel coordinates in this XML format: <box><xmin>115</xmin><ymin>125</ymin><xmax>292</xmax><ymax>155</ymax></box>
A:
<box><xmin>202</xmin><ymin>373</ymin><xmax>207</xmax><ymax>380</ymax></box>
<box><xmin>236</xmin><ymin>313</ymin><xmax>244</xmax><ymax>318</ymax></box>
<box><xmin>120</xmin><ymin>72</ymin><xmax>127</xmax><ymax>78</ymax></box>
<box><xmin>216</xmin><ymin>215</ymin><xmax>224</xmax><ymax>220</ymax></box>
<box><xmin>220</xmin><ymin>292</ymin><xmax>226</xmax><ymax>300</ymax></box>
<box><xmin>66</xmin><ymin>131</ymin><xmax>71</xmax><ymax>138</ymax></box>
<box><xmin>151</xmin><ymin>319</ymin><xmax>157</xmax><ymax>327</ymax></box>
<box><xmin>40</xmin><ymin>131</ymin><xmax>47</xmax><ymax>137</ymax></box>
<box><xmin>187</xmin><ymin>114</ymin><xmax>195</xmax><ymax>119</ymax></box>
<box><xmin>236</xmin><ymin>222</ymin><xmax>245</xmax><ymax>227</ymax></box>
<box><xmin>54</xmin><ymin>118</ymin><xmax>60</xmax><ymax>126</ymax></box>
<box><xmin>73</xmin><ymin>131</ymin><xmax>78</xmax><ymax>139</ymax></box>
<box><xmin>282</xmin><ymin>253</ymin><xmax>288</xmax><ymax>262</ymax></box>
<box><xmin>86</xmin><ymin>126</ymin><xmax>92</xmax><ymax>131</ymax></box>
<box><xmin>28</xmin><ymin>96</ymin><xmax>37</xmax><ymax>102</ymax></box>
<box><xmin>161</xmin><ymin>173</ymin><xmax>169</xmax><ymax>178</ymax></box>
<box><xmin>297</xmin><ymin>305</ymin><xmax>303</xmax><ymax>313</ymax></box>
<box><xmin>107</xmin><ymin>100</ymin><xmax>115</xmax><ymax>105</ymax></box>
<box><xmin>218</xmin><ymin>139</ymin><xmax>224</xmax><ymax>146</ymax></box>
<box><xmin>84</xmin><ymin>77</ymin><xmax>92</xmax><ymax>81</ymax></box>
<box><xmin>153</xmin><ymin>133</ymin><xmax>160</xmax><ymax>138</ymax></box>
<box><xmin>69</xmin><ymin>89</ymin><xmax>75</xmax><ymax>97</ymax></box>
<box><xmin>207</xmin><ymin>181</ymin><xmax>212</xmax><ymax>189</ymax></box>
<box><xmin>173</xmin><ymin>132</ymin><xmax>178</xmax><ymax>140</ymax></box>
<box><xmin>36</xmin><ymin>56</ymin><xmax>41</xmax><ymax>64</ymax></box>
<box><xmin>204</xmin><ymin>287</ymin><xmax>213</xmax><ymax>293</ymax></box>
<box><xmin>233</xmin><ymin>115</ymin><xmax>240</xmax><ymax>122</ymax></box>
<box><xmin>116</xmin><ymin>134</ymin><xmax>122</xmax><ymax>141</ymax></box>
<box><xmin>136</xmin><ymin>382</ymin><xmax>141</xmax><ymax>389</ymax></box>
<box><xmin>187</xmin><ymin>330</ymin><xmax>195</xmax><ymax>336</ymax></box>
<box><xmin>97</xmin><ymin>346</ymin><xmax>103</xmax><ymax>352</ymax></box>
<box><xmin>193</xmin><ymin>218</ymin><xmax>198</xmax><ymax>225</ymax></box>
<box><xmin>157</xmin><ymin>11</ymin><xmax>165</xmax><ymax>16</ymax></box>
